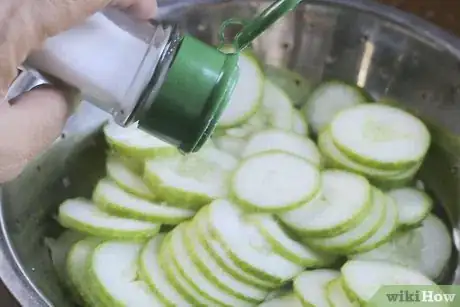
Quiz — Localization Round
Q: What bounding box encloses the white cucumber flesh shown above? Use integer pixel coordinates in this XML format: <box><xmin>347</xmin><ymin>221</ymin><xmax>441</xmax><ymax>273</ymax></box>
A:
<box><xmin>249</xmin><ymin>214</ymin><xmax>337</xmax><ymax>266</ymax></box>
<box><xmin>341</xmin><ymin>260</ymin><xmax>437</xmax><ymax>303</ymax></box>
<box><xmin>387</xmin><ymin>187</ymin><xmax>433</xmax><ymax>226</ymax></box>
<box><xmin>241</xmin><ymin>129</ymin><xmax>321</xmax><ymax>167</ymax></box>
<box><xmin>144</xmin><ymin>146</ymin><xmax>237</xmax><ymax>209</ymax></box>
<box><xmin>58</xmin><ymin>198</ymin><xmax>161</xmax><ymax>240</ymax></box>
<box><xmin>105</xmin><ymin>155</ymin><xmax>155</xmax><ymax>200</ymax></box>
<box><xmin>218</xmin><ymin>52</ymin><xmax>264</xmax><ymax>127</ymax></box>
<box><xmin>66</xmin><ymin>237</ymin><xmax>106</xmax><ymax>306</ymax></box>
<box><xmin>326</xmin><ymin>278</ymin><xmax>360</xmax><ymax>307</ymax></box>
<box><xmin>306</xmin><ymin>188</ymin><xmax>387</xmax><ymax>254</ymax></box>
<box><xmin>193</xmin><ymin>208</ymin><xmax>278</xmax><ymax>289</ymax></box>
<box><xmin>213</xmin><ymin>135</ymin><xmax>247</xmax><ymax>158</ymax></box>
<box><xmin>259</xmin><ymin>293</ymin><xmax>303</xmax><ymax>307</ymax></box>
<box><xmin>207</xmin><ymin>200</ymin><xmax>304</xmax><ymax>283</ymax></box>
<box><xmin>330</xmin><ymin>103</ymin><xmax>431</xmax><ymax>169</ymax></box>
<box><xmin>184</xmin><ymin>220</ymin><xmax>268</xmax><ymax>302</ymax></box>
<box><xmin>280</xmin><ymin>170</ymin><xmax>371</xmax><ymax>236</ymax></box>
<box><xmin>292</xmin><ymin>109</ymin><xmax>309</xmax><ymax>135</ymax></box>
<box><xmin>262</xmin><ymin>80</ymin><xmax>294</xmax><ymax>130</ymax></box>
<box><xmin>293</xmin><ymin>269</ymin><xmax>340</xmax><ymax>307</ymax></box>
<box><xmin>103</xmin><ymin>121</ymin><xmax>176</xmax><ymax>158</ymax></box>
<box><xmin>93</xmin><ymin>178</ymin><xmax>194</xmax><ymax>224</ymax></box>
<box><xmin>139</xmin><ymin>234</ymin><xmax>191</xmax><ymax>306</ymax></box>
<box><xmin>224</xmin><ymin>111</ymin><xmax>269</xmax><ymax>139</ymax></box>
<box><xmin>168</xmin><ymin>223</ymin><xmax>255</xmax><ymax>307</ymax></box>
<box><xmin>350</xmin><ymin>194</ymin><xmax>399</xmax><ymax>253</ymax></box>
<box><xmin>303</xmin><ymin>81</ymin><xmax>365</xmax><ymax>135</ymax></box>
<box><xmin>231</xmin><ymin>151</ymin><xmax>321</xmax><ymax>212</ymax></box>
<box><xmin>352</xmin><ymin>214</ymin><xmax>452</xmax><ymax>280</ymax></box>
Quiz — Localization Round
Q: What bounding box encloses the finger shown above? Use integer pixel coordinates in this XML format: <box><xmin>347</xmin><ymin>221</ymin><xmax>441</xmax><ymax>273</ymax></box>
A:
<box><xmin>112</xmin><ymin>0</ymin><xmax>158</xmax><ymax>20</ymax></box>
<box><xmin>0</xmin><ymin>85</ymin><xmax>70</xmax><ymax>183</ymax></box>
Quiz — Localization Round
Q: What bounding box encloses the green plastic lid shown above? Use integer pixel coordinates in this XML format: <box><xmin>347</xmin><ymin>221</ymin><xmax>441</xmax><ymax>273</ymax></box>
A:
<box><xmin>139</xmin><ymin>0</ymin><xmax>302</xmax><ymax>154</ymax></box>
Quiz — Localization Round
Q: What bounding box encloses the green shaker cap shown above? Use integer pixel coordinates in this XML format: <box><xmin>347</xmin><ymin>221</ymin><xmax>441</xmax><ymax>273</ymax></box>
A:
<box><xmin>139</xmin><ymin>35</ymin><xmax>239</xmax><ymax>153</ymax></box>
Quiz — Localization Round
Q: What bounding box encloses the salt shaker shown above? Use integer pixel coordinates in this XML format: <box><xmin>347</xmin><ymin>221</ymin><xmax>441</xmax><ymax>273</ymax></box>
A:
<box><xmin>18</xmin><ymin>0</ymin><xmax>302</xmax><ymax>153</ymax></box>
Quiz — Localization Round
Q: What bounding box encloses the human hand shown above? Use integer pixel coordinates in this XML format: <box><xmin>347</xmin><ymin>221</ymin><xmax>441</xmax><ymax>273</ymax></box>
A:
<box><xmin>0</xmin><ymin>0</ymin><xmax>157</xmax><ymax>183</ymax></box>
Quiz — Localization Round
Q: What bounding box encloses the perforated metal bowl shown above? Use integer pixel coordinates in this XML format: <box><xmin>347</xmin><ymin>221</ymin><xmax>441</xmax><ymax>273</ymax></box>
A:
<box><xmin>2</xmin><ymin>0</ymin><xmax>460</xmax><ymax>306</ymax></box>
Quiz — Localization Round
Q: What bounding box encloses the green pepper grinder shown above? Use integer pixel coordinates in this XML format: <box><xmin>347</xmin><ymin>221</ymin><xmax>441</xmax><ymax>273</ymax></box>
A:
<box><xmin>24</xmin><ymin>0</ymin><xmax>302</xmax><ymax>153</ymax></box>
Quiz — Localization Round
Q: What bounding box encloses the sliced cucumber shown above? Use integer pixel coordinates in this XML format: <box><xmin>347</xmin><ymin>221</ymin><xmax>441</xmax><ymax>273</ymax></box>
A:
<box><xmin>280</xmin><ymin>170</ymin><xmax>371</xmax><ymax>236</ymax></box>
<box><xmin>66</xmin><ymin>237</ymin><xmax>106</xmax><ymax>306</ymax></box>
<box><xmin>193</xmin><ymin>207</ymin><xmax>278</xmax><ymax>289</ymax></box>
<box><xmin>350</xmin><ymin>194</ymin><xmax>399</xmax><ymax>253</ymax></box>
<box><xmin>159</xmin><ymin>234</ymin><xmax>217</xmax><ymax>306</ymax></box>
<box><xmin>292</xmin><ymin>109</ymin><xmax>309</xmax><ymax>136</ymax></box>
<box><xmin>144</xmin><ymin>146</ymin><xmax>237</xmax><ymax>209</ymax></box>
<box><xmin>168</xmin><ymin>223</ymin><xmax>255</xmax><ymax>306</ymax></box>
<box><xmin>259</xmin><ymin>293</ymin><xmax>303</xmax><ymax>307</ymax></box>
<box><xmin>93</xmin><ymin>178</ymin><xmax>194</xmax><ymax>224</ymax></box>
<box><xmin>223</xmin><ymin>111</ymin><xmax>269</xmax><ymax>139</ymax></box>
<box><xmin>330</xmin><ymin>103</ymin><xmax>431</xmax><ymax>169</ymax></box>
<box><xmin>326</xmin><ymin>278</ymin><xmax>360</xmax><ymax>307</ymax></box>
<box><xmin>58</xmin><ymin>198</ymin><xmax>161</xmax><ymax>240</ymax></box>
<box><xmin>139</xmin><ymin>234</ymin><xmax>191</xmax><ymax>306</ymax></box>
<box><xmin>303</xmin><ymin>81</ymin><xmax>366</xmax><ymax>135</ymax></box>
<box><xmin>184</xmin><ymin>219</ymin><xmax>268</xmax><ymax>302</ymax></box>
<box><xmin>89</xmin><ymin>241</ymin><xmax>162</xmax><ymax>306</ymax></box>
<box><xmin>103</xmin><ymin>121</ymin><xmax>177</xmax><ymax>158</ymax></box>
<box><xmin>341</xmin><ymin>260</ymin><xmax>437</xmax><ymax>303</ymax></box>
<box><xmin>44</xmin><ymin>230</ymin><xmax>86</xmax><ymax>285</ymax></box>
<box><xmin>249</xmin><ymin>214</ymin><xmax>337</xmax><ymax>266</ymax></box>
<box><xmin>218</xmin><ymin>52</ymin><xmax>264</xmax><ymax>128</ymax></box>
<box><xmin>386</xmin><ymin>187</ymin><xmax>433</xmax><ymax>227</ymax></box>
<box><xmin>105</xmin><ymin>155</ymin><xmax>155</xmax><ymax>200</ymax></box>
<box><xmin>241</xmin><ymin>130</ymin><xmax>321</xmax><ymax>167</ymax></box>
<box><xmin>293</xmin><ymin>269</ymin><xmax>340</xmax><ymax>307</ymax></box>
<box><xmin>213</xmin><ymin>135</ymin><xmax>247</xmax><ymax>158</ymax></box>
<box><xmin>206</xmin><ymin>200</ymin><xmax>304</xmax><ymax>283</ymax></box>
<box><xmin>262</xmin><ymin>80</ymin><xmax>294</xmax><ymax>131</ymax></box>
<box><xmin>231</xmin><ymin>151</ymin><xmax>321</xmax><ymax>212</ymax></box>
<box><xmin>306</xmin><ymin>188</ymin><xmax>387</xmax><ymax>254</ymax></box>
<box><xmin>112</xmin><ymin>152</ymin><xmax>144</xmax><ymax>174</ymax></box>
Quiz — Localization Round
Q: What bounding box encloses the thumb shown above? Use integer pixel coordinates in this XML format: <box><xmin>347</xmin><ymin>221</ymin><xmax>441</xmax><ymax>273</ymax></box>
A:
<box><xmin>0</xmin><ymin>85</ymin><xmax>70</xmax><ymax>183</ymax></box>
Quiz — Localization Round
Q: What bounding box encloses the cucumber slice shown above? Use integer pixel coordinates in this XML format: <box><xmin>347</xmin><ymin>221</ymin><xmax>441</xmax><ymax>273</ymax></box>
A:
<box><xmin>58</xmin><ymin>198</ymin><xmax>161</xmax><ymax>239</ymax></box>
<box><xmin>241</xmin><ymin>130</ymin><xmax>321</xmax><ymax>167</ymax></box>
<box><xmin>139</xmin><ymin>234</ymin><xmax>191</xmax><ymax>306</ymax></box>
<box><xmin>93</xmin><ymin>178</ymin><xmax>194</xmax><ymax>224</ymax></box>
<box><xmin>352</xmin><ymin>214</ymin><xmax>452</xmax><ymax>280</ymax></box>
<box><xmin>341</xmin><ymin>260</ymin><xmax>437</xmax><ymax>303</ymax></box>
<box><xmin>213</xmin><ymin>135</ymin><xmax>247</xmax><ymax>158</ymax></box>
<box><xmin>292</xmin><ymin>109</ymin><xmax>309</xmax><ymax>136</ymax></box>
<box><xmin>206</xmin><ymin>200</ymin><xmax>304</xmax><ymax>283</ymax></box>
<box><xmin>262</xmin><ymin>80</ymin><xmax>294</xmax><ymax>131</ymax></box>
<box><xmin>106</xmin><ymin>155</ymin><xmax>155</xmax><ymax>200</ymax></box>
<box><xmin>144</xmin><ymin>146</ymin><xmax>237</xmax><ymax>209</ymax></box>
<box><xmin>231</xmin><ymin>151</ymin><xmax>321</xmax><ymax>212</ymax></box>
<box><xmin>303</xmin><ymin>81</ymin><xmax>366</xmax><ymax>135</ymax></box>
<box><xmin>66</xmin><ymin>237</ymin><xmax>106</xmax><ymax>306</ymax></box>
<box><xmin>159</xmin><ymin>234</ymin><xmax>217</xmax><ymax>305</ymax></box>
<box><xmin>293</xmin><ymin>269</ymin><xmax>340</xmax><ymax>307</ymax></box>
<box><xmin>350</xmin><ymin>194</ymin><xmax>399</xmax><ymax>253</ymax></box>
<box><xmin>224</xmin><ymin>111</ymin><xmax>269</xmax><ymax>139</ymax></box>
<box><xmin>259</xmin><ymin>293</ymin><xmax>303</xmax><ymax>307</ymax></box>
<box><xmin>89</xmin><ymin>241</ymin><xmax>162</xmax><ymax>306</ymax></box>
<box><xmin>330</xmin><ymin>103</ymin><xmax>431</xmax><ymax>169</ymax></box>
<box><xmin>168</xmin><ymin>223</ymin><xmax>255</xmax><ymax>306</ymax></box>
<box><xmin>44</xmin><ymin>230</ymin><xmax>85</xmax><ymax>285</ymax></box>
<box><xmin>280</xmin><ymin>170</ymin><xmax>371</xmax><ymax>236</ymax></box>
<box><xmin>193</xmin><ymin>207</ymin><xmax>278</xmax><ymax>289</ymax></box>
<box><xmin>386</xmin><ymin>187</ymin><xmax>433</xmax><ymax>227</ymax></box>
<box><xmin>103</xmin><ymin>121</ymin><xmax>177</xmax><ymax>158</ymax></box>
<box><xmin>218</xmin><ymin>52</ymin><xmax>264</xmax><ymax>128</ymax></box>
<box><xmin>306</xmin><ymin>188</ymin><xmax>387</xmax><ymax>254</ymax></box>
<box><xmin>326</xmin><ymin>278</ymin><xmax>360</xmax><ymax>307</ymax></box>
<box><xmin>249</xmin><ymin>214</ymin><xmax>337</xmax><ymax>266</ymax></box>
<box><xmin>113</xmin><ymin>152</ymin><xmax>144</xmax><ymax>174</ymax></box>
<box><xmin>184</xmin><ymin>220</ymin><xmax>268</xmax><ymax>302</ymax></box>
